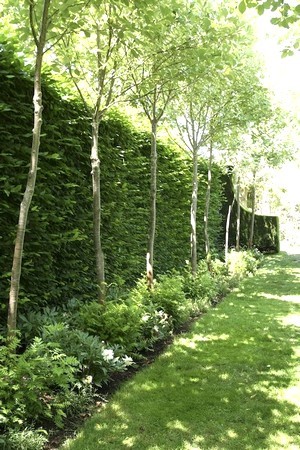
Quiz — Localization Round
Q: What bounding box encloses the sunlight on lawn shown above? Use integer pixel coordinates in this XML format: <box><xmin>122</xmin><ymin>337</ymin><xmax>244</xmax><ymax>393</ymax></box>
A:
<box><xmin>177</xmin><ymin>333</ymin><xmax>230</xmax><ymax>348</ymax></box>
<box><xmin>281</xmin><ymin>386</ymin><xmax>300</xmax><ymax>408</ymax></box>
<box><xmin>280</xmin><ymin>313</ymin><xmax>300</xmax><ymax>327</ymax></box>
<box><xmin>261</xmin><ymin>292</ymin><xmax>300</xmax><ymax>304</ymax></box>
<box><xmin>267</xmin><ymin>431</ymin><xmax>300</xmax><ymax>450</ymax></box>
<box><xmin>167</xmin><ymin>419</ymin><xmax>189</xmax><ymax>432</ymax></box>
<box><xmin>122</xmin><ymin>436</ymin><xmax>136</xmax><ymax>447</ymax></box>
<box><xmin>139</xmin><ymin>381</ymin><xmax>160</xmax><ymax>391</ymax></box>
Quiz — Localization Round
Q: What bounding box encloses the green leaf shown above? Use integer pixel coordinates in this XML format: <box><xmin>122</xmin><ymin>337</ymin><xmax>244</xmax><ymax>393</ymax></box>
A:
<box><xmin>238</xmin><ymin>1</ymin><xmax>246</xmax><ymax>14</ymax></box>
<box><xmin>257</xmin><ymin>5</ymin><xmax>265</xmax><ymax>15</ymax></box>
<box><xmin>46</xmin><ymin>153</ymin><xmax>61</xmax><ymax>160</ymax></box>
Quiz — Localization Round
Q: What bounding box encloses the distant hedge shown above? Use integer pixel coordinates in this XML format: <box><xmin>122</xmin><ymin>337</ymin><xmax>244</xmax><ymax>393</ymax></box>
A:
<box><xmin>0</xmin><ymin>42</ymin><xmax>225</xmax><ymax>316</ymax></box>
<box><xmin>221</xmin><ymin>173</ymin><xmax>280</xmax><ymax>253</ymax></box>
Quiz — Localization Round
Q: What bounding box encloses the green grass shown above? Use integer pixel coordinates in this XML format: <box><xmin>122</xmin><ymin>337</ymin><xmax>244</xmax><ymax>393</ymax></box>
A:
<box><xmin>61</xmin><ymin>253</ymin><xmax>300</xmax><ymax>450</ymax></box>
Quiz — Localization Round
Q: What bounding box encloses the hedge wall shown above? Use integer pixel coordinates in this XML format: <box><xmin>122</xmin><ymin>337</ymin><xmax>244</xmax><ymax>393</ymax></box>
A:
<box><xmin>0</xmin><ymin>42</ymin><xmax>225</xmax><ymax>316</ymax></box>
<box><xmin>221</xmin><ymin>172</ymin><xmax>280</xmax><ymax>253</ymax></box>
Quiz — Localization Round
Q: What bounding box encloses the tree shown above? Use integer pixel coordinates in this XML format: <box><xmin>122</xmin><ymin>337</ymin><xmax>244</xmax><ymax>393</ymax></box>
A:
<box><xmin>3</xmin><ymin>0</ymin><xmax>89</xmax><ymax>339</ymax></box>
<box><xmin>6</xmin><ymin>0</ymin><xmax>50</xmax><ymax>340</ymax></box>
<box><xmin>53</xmin><ymin>1</ymin><xmax>151</xmax><ymax>302</ymax></box>
<box><xmin>227</xmin><ymin>106</ymin><xmax>292</xmax><ymax>249</ymax></box>
<box><xmin>239</xmin><ymin>0</ymin><xmax>300</xmax><ymax>26</ymax></box>
<box><xmin>127</xmin><ymin>0</ymin><xmax>192</xmax><ymax>288</ymax></box>
<box><xmin>171</xmin><ymin>2</ymin><xmax>272</xmax><ymax>269</ymax></box>
<box><xmin>238</xmin><ymin>0</ymin><xmax>300</xmax><ymax>54</ymax></box>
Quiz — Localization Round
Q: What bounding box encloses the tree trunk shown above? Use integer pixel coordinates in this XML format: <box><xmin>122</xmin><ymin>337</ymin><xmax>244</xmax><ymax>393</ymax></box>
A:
<box><xmin>147</xmin><ymin>119</ymin><xmax>157</xmax><ymax>289</ymax></box>
<box><xmin>236</xmin><ymin>176</ymin><xmax>241</xmax><ymax>251</ymax></box>
<box><xmin>225</xmin><ymin>200</ymin><xmax>235</xmax><ymax>263</ymax></box>
<box><xmin>7</xmin><ymin>0</ymin><xmax>50</xmax><ymax>341</ymax></box>
<box><xmin>248</xmin><ymin>172</ymin><xmax>256</xmax><ymax>249</ymax></box>
<box><xmin>91</xmin><ymin>114</ymin><xmax>105</xmax><ymax>303</ymax></box>
<box><xmin>204</xmin><ymin>140</ymin><xmax>213</xmax><ymax>271</ymax></box>
<box><xmin>191</xmin><ymin>145</ymin><xmax>198</xmax><ymax>277</ymax></box>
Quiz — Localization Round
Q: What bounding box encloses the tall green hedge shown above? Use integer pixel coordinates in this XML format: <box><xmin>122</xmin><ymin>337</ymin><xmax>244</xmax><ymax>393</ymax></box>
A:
<box><xmin>221</xmin><ymin>172</ymin><xmax>280</xmax><ymax>253</ymax></box>
<box><xmin>0</xmin><ymin>42</ymin><xmax>225</xmax><ymax>318</ymax></box>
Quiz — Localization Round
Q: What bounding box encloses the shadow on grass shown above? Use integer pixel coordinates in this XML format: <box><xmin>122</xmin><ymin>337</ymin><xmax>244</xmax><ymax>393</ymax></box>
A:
<box><xmin>62</xmin><ymin>253</ymin><xmax>300</xmax><ymax>450</ymax></box>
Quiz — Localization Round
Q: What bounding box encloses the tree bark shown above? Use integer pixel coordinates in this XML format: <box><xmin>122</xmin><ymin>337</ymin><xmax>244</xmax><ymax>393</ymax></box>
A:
<box><xmin>204</xmin><ymin>140</ymin><xmax>213</xmax><ymax>271</ymax></box>
<box><xmin>191</xmin><ymin>145</ymin><xmax>198</xmax><ymax>277</ymax></box>
<box><xmin>249</xmin><ymin>172</ymin><xmax>256</xmax><ymax>249</ymax></box>
<box><xmin>147</xmin><ymin>119</ymin><xmax>157</xmax><ymax>289</ymax></box>
<box><xmin>91</xmin><ymin>114</ymin><xmax>105</xmax><ymax>303</ymax></box>
<box><xmin>225</xmin><ymin>200</ymin><xmax>235</xmax><ymax>263</ymax></box>
<box><xmin>7</xmin><ymin>0</ymin><xmax>51</xmax><ymax>340</ymax></box>
<box><xmin>236</xmin><ymin>176</ymin><xmax>241</xmax><ymax>251</ymax></box>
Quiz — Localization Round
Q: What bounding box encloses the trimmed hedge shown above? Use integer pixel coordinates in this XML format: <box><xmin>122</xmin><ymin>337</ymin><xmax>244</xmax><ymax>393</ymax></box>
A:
<box><xmin>221</xmin><ymin>172</ymin><xmax>280</xmax><ymax>253</ymax></box>
<box><xmin>0</xmin><ymin>42</ymin><xmax>225</xmax><ymax>317</ymax></box>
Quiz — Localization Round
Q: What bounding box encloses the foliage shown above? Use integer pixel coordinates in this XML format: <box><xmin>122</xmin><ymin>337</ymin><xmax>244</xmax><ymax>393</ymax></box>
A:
<box><xmin>0</xmin><ymin>42</ymin><xmax>226</xmax><ymax>318</ymax></box>
<box><xmin>150</xmin><ymin>274</ymin><xmax>192</xmax><ymax>330</ymax></box>
<box><xmin>60</xmin><ymin>253</ymin><xmax>300</xmax><ymax>450</ymax></box>
<box><xmin>74</xmin><ymin>301</ymin><xmax>143</xmax><ymax>352</ymax></box>
<box><xmin>41</xmin><ymin>323</ymin><xmax>133</xmax><ymax>385</ymax></box>
<box><xmin>182</xmin><ymin>261</ymin><xmax>219</xmax><ymax>310</ymax></box>
<box><xmin>139</xmin><ymin>304</ymin><xmax>172</xmax><ymax>349</ymax></box>
<box><xmin>17</xmin><ymin>306</ymin><xmax>64</xmax><ymax>342</ymax></box>
<box><xmin>226</xmin><ymin>249</ymin><xmax>261</xmax><ymax>278</ymax></box>
<box><xmin>2</xmin><ymin>428</ymin><xmax>48</xmax><ymax>450</ymax></box>
<box><xmin>16</xmin><ymin>298</ymin><xmax>83</xmax><ymax>343</ymax></box>
<box><xmin>0</xmin><ymin>336</ymin><xmax>79</xmax><ymax>430</ymax></box>
<box><xmin>239</xmin><ymin>0</ymin><xmax>300</xmax><ymax>27</ymax></box>
<box><xmin>221</xmin><ymin>173</ymin><xmax>280</xmax><ymax>253</ymax></box>
<box><xmin>238</xmin><ymin>0</ymin><xmax>300</xmax><ymax>55</ymax></box>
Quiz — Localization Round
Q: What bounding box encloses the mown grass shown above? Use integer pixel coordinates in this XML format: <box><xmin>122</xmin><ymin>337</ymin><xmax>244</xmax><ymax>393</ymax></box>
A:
<box><xmin>61</xmin><ymin>252</ymin><xmax>300</xmax><ymax>450</ymax></box>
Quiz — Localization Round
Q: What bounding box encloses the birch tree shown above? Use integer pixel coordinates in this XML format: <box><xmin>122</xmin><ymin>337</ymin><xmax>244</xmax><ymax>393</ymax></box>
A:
<box><xmin>171</xmin><ymin>2</ymin><xmax>269</xmax><ymax>270</ymax></box>
<box><xmin>54</xmin><ymin>1</ymin><xmax>154</xmax><ymax>302</ymax></box>
<box><xmin>4</xmin><ymin>0</ymin><xmax>87</xmax><ymax>340</ymax></box>
<box><xmin>127</xmin><ymin>1</ymin><xmax>192</xmax><ymax>288</ymax></box>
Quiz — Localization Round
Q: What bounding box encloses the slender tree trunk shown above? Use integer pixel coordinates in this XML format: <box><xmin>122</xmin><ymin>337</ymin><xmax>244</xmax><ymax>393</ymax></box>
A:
<box><xmin>147</xmin><ymin>119</ymin><xmax>157</xmax><ymax>289</ymax></box>
<box><xmin>7</xmin><ymin>0</ymin><xmax>50</xmax><ymax>340</ymax></box>
<box><xmin>91</xmin><ymin>114</ymin><xmax>105</xmax><ymax>303</ymax></box>
<box><xmin>249</xmin><ymin>172</ymin><xmax>256</xmax><ymax>249</ymax></box>
<box><xmin>191</xmin><ymin>146</ymin><xmax>198</xmax><ymax>277</ymax></box>
<box><xmin>204</xmin><ymin>140</ymin><xmax>213</xmax><ymax>270</ymax></box>
<box><xmin>236</xmin><ymin>176</ymin><xmax>241</xmax><ymax>251</ymax></box>
<box><xmin>225</xmin><ymin>200</ymin><xmax>235</xmax><ymax>263</ymax></box>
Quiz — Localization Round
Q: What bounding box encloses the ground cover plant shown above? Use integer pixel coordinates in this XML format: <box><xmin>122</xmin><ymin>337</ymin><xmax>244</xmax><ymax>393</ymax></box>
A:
<box><xmin>0</xmin><ymin>250</ymin><xmax>262</xmax><ymax>449</ymax></box>
<box><xmin>61</xmin><ymin>252</ymin><xmax>300</xmax><ymax>450</ymax></box>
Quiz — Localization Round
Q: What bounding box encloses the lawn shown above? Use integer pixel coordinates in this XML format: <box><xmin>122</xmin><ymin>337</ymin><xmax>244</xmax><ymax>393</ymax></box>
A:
<box><xmin>61</xmin><ymin>252</ymin><xmax>300</xmax><ymax>450</ymax></box>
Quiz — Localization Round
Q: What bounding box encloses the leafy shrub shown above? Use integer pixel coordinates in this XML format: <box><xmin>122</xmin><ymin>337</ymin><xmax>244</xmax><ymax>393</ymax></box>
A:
<box><xmin>183</xmin><ymin>261</ymin><xmax>218</xmax><ymax>310</ymax></box>
<box><xmin>0</xmin><ymin>336</ymin><xmax>79</xmax><ymax>430</ymax></box>
<box><xmin>2</xmin><ymin>428</ymin><xmax>48</xmax><ymax>450</ymax></box>
<box><xmin>64</xmin><ymin>377</ymin><xmax>97</xmax><ymax>419</ymax></box>
<box><xmin>139</xmin><ymin>303</ymin><xmax>172</xmax><ymax>349</ymax></box>
<box><xmin>75</xmin><ymin>300</ymin><xmax>143</xmax><ymax>352</ymax></box>
<box><xmin>150</xmin><ymin>275</ymin><xmax>191</xmax><ymax>330</ymax></box>
<box><xmin>41</xmin><ymin>323</ymin><xmax>133</xmax><ymax>385</ymax></box>
<box><xmin>17</xmin><ymin>299</ymin><xmax>84</xmax><ymax>343</ymax></box>
<box><xmin>123</xmin><ymin>279</ymin><xmax>173</xmax><ymax>350</ymax></box>
<box><xmin>127</xmin><ymin>277</ymin><xmax>151</xmax><ymax>305</ymax></box>
<box><xmin>226</xmin><ymin>250</ymin><xmax>260</xmax><ymax>278</ymax></box>
<box><xmin>17</xmin><ymin>306</ymin><xmax>62</xmax><ymax>342</ymax></box>
<box><xmin>210</xmin><ymin>259</ymin><xmax>231</xmax><ymax>300</ymax></box>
